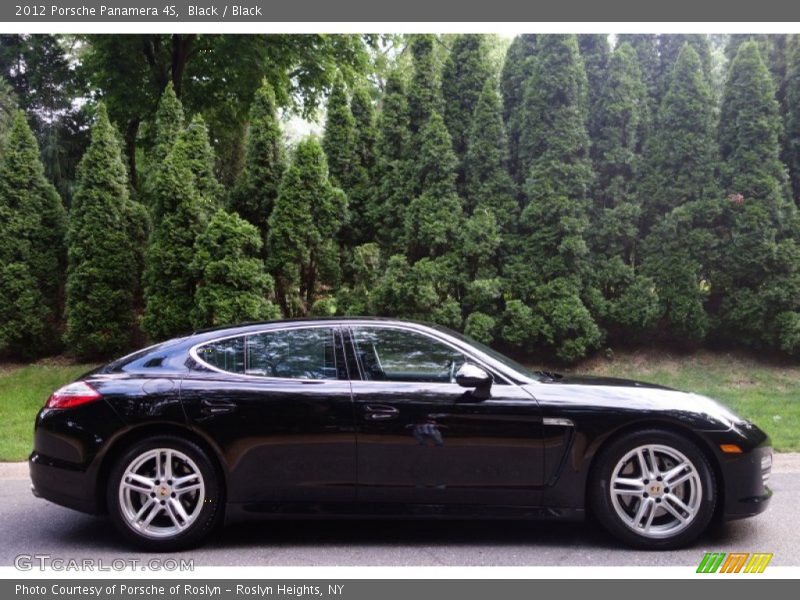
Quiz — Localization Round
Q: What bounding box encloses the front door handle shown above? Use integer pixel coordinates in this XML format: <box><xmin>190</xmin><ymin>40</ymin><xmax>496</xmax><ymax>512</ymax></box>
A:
<box><xmin>364</xmin><ymin>404</ymin><xmax>399</xmax><ymax>421</ymax></box>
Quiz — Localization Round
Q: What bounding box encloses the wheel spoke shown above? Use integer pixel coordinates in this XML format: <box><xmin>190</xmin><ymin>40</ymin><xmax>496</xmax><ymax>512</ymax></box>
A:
<box><xmin>632</xmin><ymin>497</ymin><xmax>654</xmax><ymax>529</ymax></box>
<box><xmin>123</xmin><ymin>474</ymin><xmax>154</xmax><ymax>494</ymax></box>
<box><xmin>664</xmin><ymin>463</ymin><xmax>694</xmax><ymax>487</ymax></box>
<box><xmin>648</xmin><ymin>447</ymin><xmax>661</xmax><ymax>478</ymax></box>
<box><xmin>140</xmin><ymin>500</ymin><xmax>163</xmax><ymax>528</ymax></box>
<box><xmin>133</xmin><ymin>497</ymin><xmax>155</xmax><ymax>522</ymax></box>
<box><xmin>612</xmin><ymin>477</ymin><xmax>645</xmax><ymax>495</ymax></box>
<box><xmin>636</xmin><ymin>449</ymin><xmax>653</xmax><ymax>479</ymax></box>
<box><xmin>661</xmin><ymin>498</ymin><xmax>689</xmax><ymax>523</ymax></box>
<box><xmin>163</xmin><ymin>450</ymin><xmax>173</xmax><ymax>481</ymax></box>
<box><xmin>169</xmin><ymin>498</ymin><xmax>190</xmax><ymax>527</ymax></box>
<box><xmin>664</xmin><ymin>493</ymin><xmax>694</xmax><ymax>517</ymax></box>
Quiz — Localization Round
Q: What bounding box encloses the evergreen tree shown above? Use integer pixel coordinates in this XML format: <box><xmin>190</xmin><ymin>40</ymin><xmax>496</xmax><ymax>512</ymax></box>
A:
<box><xmin>266</xmin><ymin>138</ymin><xmax>347</xmax><ymax>315</ymax></box>
<box><xmin>142</xmin><ymin>143</ymin><xmax>208</xmax><ymax>341</ymax></box>
<box><xmin>174</xmin><ymin>114</ymin><xmax>223</xmax><ymax>213</ymax></box>
<box><xmin>151</xmin><ymin>81</ymin><xmax>185</xmax><ymax>163</ymax></box>
<box><xmin>191</xmin><ymin>209</ymin><xmax>281</xmax><ymax>328</ymax></box>
<box><xmin>588</xmin><ymin>42</ymin><xmax>659</xmax><ymax>338</ymax></box>
<box><xmin>441</xmin><ymin>34</ymin><xmax>493</xmax><ymax>190</ymax></box>
<box><xmin>63</xmin><ymin>105</ymin><xmax>137</xmax><ymax>358</ymax></box>
<box><xmin>322</xmin><ymin>74</ymin><xmax>357</xmax><ymax>190</ymax></box>
<box><xmin>404</xmin><ymin>112</ymin><xmax>465</xmax><ymax>262</ymax></box>
<box><xmin>638</xmin><ymin>44</ymin><xmax>720</xmax><ymax>343</ymax></box>
<box><xmin>230</xmin><ymin>80</ymin><xmax>287</xmax><ymax>253</ymax></box>
<box><xmin>372</xmin><ymin>71</ymin><xmax>412</xmax><ymax>253</ymax></box>
<box><xmin>638</xmin><ymin>44</ymin><xmax>719</xmax><ymax>232</ymax></box>
<box><xmin>659</xmin><ymin>35</ymin><xmax>712</xmax><ymax>93</ymax></box>
<box><xmin>506</xmin><ymin>35</ymin><xmax>601</xmax><ymax>362</ymax></box>
<box><xmin>0</xmin><ymin>112</ymin><xmax>66</xmax><ymax>357</ymax></box>
<box><xmin>500</xmin><ymin>34</ymin><xmax>537</xmax><ymax>185</ymax></box>
<box><xmin>408</xmin><ymin>35</ymin><xmax>442</xmax><ymax>135</ymax></box>
<box><xmin>346</xmin><ymin>85</ymin><xmax>379</xmax><ymax>246</ymax></box>
<box><xmin>617</xmin><ymin>34</ymin><xmax>661</xmax><ymax>122</ymax></box>
<box><xmin>578</xmin><ymin>34</ymin><xmax>610</xmax><ymax>144</ymax></box>
<box><xmin>0</xmin><ymin>78</ymin><xmax>16</xmax><ymax>145</ymax></box>
<box><xmin>716</xmin><ymin>41</ymin><xmax>800</xmax><ymax>353</ymax></box>
<box><xmin>464</xmin><ymin>80</ymin><xmax>518</xmax><ymax>230</ymax></box>
<box><xmin>782</xmin><ymin>35</ymin><xmax>800</xmax><ymax>202</ymax></box>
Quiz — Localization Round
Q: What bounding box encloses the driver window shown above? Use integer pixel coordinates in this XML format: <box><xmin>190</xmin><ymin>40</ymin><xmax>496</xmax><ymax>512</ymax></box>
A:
<box><xmin>351</xmin><ymin>327</ymin><xmax>466</xmax><ymax>383</ymax></box>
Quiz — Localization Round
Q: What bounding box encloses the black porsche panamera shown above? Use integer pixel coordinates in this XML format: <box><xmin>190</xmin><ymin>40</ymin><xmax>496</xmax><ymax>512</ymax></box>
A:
<box><xmin>30</xmin><ymin>318</ymin><xmax>772</xmax><ymax>550</ymax></box>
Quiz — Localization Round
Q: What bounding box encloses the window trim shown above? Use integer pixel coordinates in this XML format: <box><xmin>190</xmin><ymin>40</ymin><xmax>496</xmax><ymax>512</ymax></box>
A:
<box><xmin>189</xmin><ymin>324</ymin><xmax>343</xmax><ymax>382</ymax></box>
<box><xmin>344</xmin><ymin>324</ymin><xmax>513</xmax><ymax>386</ymax></box>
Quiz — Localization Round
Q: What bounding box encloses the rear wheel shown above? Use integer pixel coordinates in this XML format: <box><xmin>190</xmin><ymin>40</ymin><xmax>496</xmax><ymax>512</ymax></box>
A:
<box><xmin>107</xmin><ymin>436</ymin><xmax>222</xmax><ymax>551</ymax></box>
<box><xmin>590</xmin><ymin>429</ymin><xmax>716</xmax><ymax>549</ymax></box>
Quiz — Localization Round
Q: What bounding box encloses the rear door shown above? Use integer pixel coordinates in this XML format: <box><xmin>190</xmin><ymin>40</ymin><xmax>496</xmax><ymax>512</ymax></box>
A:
<box><xmin>180</xmin><ymin>326</ymin><xmax>356</xmax><ymax>507</ymax></box>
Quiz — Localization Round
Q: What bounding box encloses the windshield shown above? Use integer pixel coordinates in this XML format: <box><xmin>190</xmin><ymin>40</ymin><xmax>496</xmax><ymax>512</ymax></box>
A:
<box><xmin>431</xmin><ymin>325</ymin><xmax>544</xmax><ymax>381</ymax></box>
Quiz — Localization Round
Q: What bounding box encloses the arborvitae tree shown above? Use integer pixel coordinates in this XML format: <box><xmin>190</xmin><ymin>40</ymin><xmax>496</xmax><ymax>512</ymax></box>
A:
<box><xmin>404</xmin><ymin>112</ymin><xmax>464</xmax><ymax>262</ymax></box>
<box><xmin>638</xmin><ymin>44</ymin><xmax>720</xmax><ymax>343</ymax></box>
<box><xmin>322</xmin><ymin>74</ymin><xmax>357</xmax><ymax>190</ymax></box>
<box><xmin>0</xmin><ymin>78</ymin><xmax>16</xmax><ymax>145</ymax></box>
<box><xmin>659</xmin><ymin>35</ymin><xmax>712</xmax><ymax>93</ymax></box>
<box><xmin>587</xmin><ymin>43</ymin><xmax>659</xmax><ymax>338</ymax></box>
<box><xmin>372</xmin><ymin>71</ymin><xmax>412</xmax><ymax>253</ymax></box>
<box><xmin>231</xmin><ymin>80</ymin><xmax>287</xmax><ymax>253</ymax></box>
<box><xmin>783</xmin><ymin>35</ymin><xmax>800</xmax><ymax>202</ymax></box>
<box><xmin>506</xmin><ymin>35</ymin><xmax>601</xmax><ymax>362</ymax></box>
<box><xmin>151</xmin><ymin>81</ymin><xmax>185</xmax><ymax>163</ymax></box>
<box><xmin>408</xmin><ymin>35</ymin><xmax>442</xmax><ymax>135</ymax></box>
<box><xmin>716</xmin><ymin>41</ymin><xmax>800</xmax><ymax>353</ymax></box>
<box><xmin>266</xmin><ymin>138</ymin><xmax>347</xmax><ymax>315</ymax></box>
<box><xmin>441</xmin><ymin>34</ymin><xmax>493</xmax><ymax>190</ymax></box>
<box><xmin>346</xmin><ymin>85</ymin><xmax>379</xmax><ymax>246</ymax></box>
<box><xmin>500</xmin><ymin>34</ymin><xmax>537</xmax><ymax>185</ymax></box>
<box><xmin>63</xmin><ymin>105</ymin><xmax>137</xmax><ymax>358</ymax></box>
<box><xmin>0</xmin><ymin>112</ymin><xmax>66</xmax><ymax>357</ymax></box>
<box><xmin>464</xmin><ymin>80</ymin><xmax>518</xmax><ymax>230</ymax></box>
<box><xmin>190</xmin><ymin>209</ymin><xmax>281</xmax><ymax>328</ymax></box>
<box><xmin>142</xmin><ymin>145</ymin><xmax>208</xmax><ymax>341</ymax></box>
<box><xmin>336</xmin><ymin>242</ymin><xmax>381</xmax><ymax>315</ymax></box>
<box><xmin>174</xmin><ymin>114</ymin><xmax>223</xmax><ymax>213</ymax></box>
<box><xmin>639</xmin><ymin>44</ymin><xmax>719</xmax><ymax>232</ymax></box>
<box><xmin>617</xmin><ymin>34</ymin><xmax>661</xmax><ymax>121</ymax></box>
<box><xmin>578</xmin><ymin>34</ymin><xmax>610</xmax><ymax>143</ymax></box>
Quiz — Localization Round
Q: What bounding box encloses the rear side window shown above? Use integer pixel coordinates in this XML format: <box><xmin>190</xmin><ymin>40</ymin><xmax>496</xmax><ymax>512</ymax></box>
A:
<box><xmin>196</xmin><ymin>328</ymin><xmax>339</xmax><ymax>380</ymax></box>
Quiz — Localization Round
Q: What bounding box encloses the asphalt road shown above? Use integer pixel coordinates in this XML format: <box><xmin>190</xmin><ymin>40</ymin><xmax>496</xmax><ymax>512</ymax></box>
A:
<box><xmin>0</xmin><ymin>468</ymin><xmax>797</xmax><ymax>567</ymax></box>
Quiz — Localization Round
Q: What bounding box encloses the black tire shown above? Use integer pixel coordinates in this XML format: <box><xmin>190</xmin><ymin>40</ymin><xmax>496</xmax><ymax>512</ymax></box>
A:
<box><xmin>107</xmin><ymin>435</ymin><xmax>223</xmax><ymax>551</ymax></box>
<box><xmin>589</xmin><ymin>429</ymin><xmax>716</xmax><ymax>550</ymax></box>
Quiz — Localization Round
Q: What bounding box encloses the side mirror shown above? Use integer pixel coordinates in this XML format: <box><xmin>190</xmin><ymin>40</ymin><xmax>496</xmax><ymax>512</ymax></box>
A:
<box><xmin>455</xmin><ymin>363</ymin><xmax>492</xmax><ymax>391</ymax></box>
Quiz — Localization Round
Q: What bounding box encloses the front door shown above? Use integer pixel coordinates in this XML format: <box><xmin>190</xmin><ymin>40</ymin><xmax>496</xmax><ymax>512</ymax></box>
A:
<box><xmin>345</xmin><ymin>325</ymin><xmax>544</xmax><ymax>508</ymax></box>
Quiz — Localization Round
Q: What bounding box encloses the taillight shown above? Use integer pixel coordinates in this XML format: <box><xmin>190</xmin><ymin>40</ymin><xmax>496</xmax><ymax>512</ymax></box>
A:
<box><xmin>46</xmin><ymin>381</ymin><xmax>102</xmax><ymax>409</ymax></box>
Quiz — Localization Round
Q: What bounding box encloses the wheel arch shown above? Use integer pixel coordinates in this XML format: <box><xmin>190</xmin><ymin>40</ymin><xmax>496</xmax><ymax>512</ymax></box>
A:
<box><xmin>94</xmin><ymin>422</ymin><xmax>229</xmax><ymax>515</ymax></box>
<box><xmin>582</xmin><ymin>419</ymin><xmax>725</xmax><ymax>521</ymax></box>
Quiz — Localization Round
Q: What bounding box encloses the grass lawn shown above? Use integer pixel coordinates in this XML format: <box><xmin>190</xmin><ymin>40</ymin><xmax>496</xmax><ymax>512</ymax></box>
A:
<box><xmin>0</xmin><ymin>350</ymin><xmax>797</xmax><ymax>462</ymax></box>
<box><xmin>0</xmin><ymin>361</ymin><xmax>96</xmax><ymax>462</ymax></box>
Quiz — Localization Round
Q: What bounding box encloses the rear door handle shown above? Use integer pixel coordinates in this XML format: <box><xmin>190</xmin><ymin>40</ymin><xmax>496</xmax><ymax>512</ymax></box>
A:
<box><xmin>201</xmin><ymin>398</ymin><xmax>237</xmax><ymax>415</ymax></box>
<box><xmin>364</xmin><ymin>404</ymin><xmax>399</xmax><ymax>421</ymax></box>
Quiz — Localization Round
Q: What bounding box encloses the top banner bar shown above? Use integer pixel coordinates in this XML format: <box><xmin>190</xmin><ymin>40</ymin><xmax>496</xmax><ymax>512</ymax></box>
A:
<box><xmin>4</xmin><ymin>0</ymin><xmax>800</xmax><ymax>23</ymax></box>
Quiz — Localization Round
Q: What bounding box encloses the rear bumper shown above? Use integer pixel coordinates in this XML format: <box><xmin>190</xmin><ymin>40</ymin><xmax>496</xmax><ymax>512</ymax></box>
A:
<box><xmin>29</xmin><ymin>452</ymin><xmax>101</xmax><ymax>514</ymax></box>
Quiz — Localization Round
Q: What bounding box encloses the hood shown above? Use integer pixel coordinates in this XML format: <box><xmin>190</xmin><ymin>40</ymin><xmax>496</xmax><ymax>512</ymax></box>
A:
<box><xmin>525</xmin><ymin>374</ymin><xmax>746</xmax><ymax>431</ymax></box>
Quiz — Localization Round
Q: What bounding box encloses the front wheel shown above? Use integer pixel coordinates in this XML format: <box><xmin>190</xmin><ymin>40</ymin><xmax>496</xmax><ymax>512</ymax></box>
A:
<box><xmin>589</xmin><ymin>429</ymin><xmax>716</xmax><ymax>550</ymax></box>
<box><xmin>107</xmin><ymin>436</ymin><xmax>223</xmax><ymax>551</ymax></box>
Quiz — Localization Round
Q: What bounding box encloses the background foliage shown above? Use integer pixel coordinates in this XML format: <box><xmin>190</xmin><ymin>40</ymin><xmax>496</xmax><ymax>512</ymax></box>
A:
<box><xmin>3</xmin><ymin>33</ymin><xmax>800</xmax><ymax>364</ymax></box>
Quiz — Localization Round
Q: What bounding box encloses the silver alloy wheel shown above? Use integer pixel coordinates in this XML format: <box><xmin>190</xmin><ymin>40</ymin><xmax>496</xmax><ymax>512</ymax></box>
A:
<box><xmin>609</xmin><ymin>444</ymin><xmax>702</xmax><ymax>539</ymax></box>
<box><xmin>118</xmin><ymin>448</ymin><xmax>205</xmax><ymax>539</ymax></box>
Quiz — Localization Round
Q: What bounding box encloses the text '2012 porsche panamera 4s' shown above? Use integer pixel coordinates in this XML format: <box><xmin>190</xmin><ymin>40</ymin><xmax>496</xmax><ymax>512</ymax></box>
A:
<box><xmin>30</xmin><ymin>318</ymin><xmax>772</xmax><ymax>550</ymax></box>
